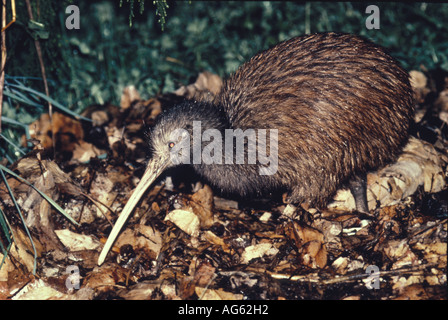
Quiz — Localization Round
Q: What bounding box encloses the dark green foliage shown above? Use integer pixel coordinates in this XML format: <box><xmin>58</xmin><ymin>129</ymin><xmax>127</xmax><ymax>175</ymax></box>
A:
<box><xmin>6</xmin><ymin>2</ymin><xmax>448</xmax><ymax>108</ymax></box>
<box><xmin>119</xmin><ymin>0</ymin><xmax>169</xmax><ymax>28</ymax></box>
<box><xmin>4</xmin><ymin>1</ymin><xmax>70</xmax><ymax>88</ymax></box>
<box><xmin>58</xmin><ymin>1</ymin><xmax>448</xmax><ymax>106</ymax></box>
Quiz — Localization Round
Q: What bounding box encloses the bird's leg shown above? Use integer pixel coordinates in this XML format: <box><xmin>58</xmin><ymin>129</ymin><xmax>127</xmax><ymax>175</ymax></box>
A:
<box><xmin>349</xmin><ymin>172</ymin><xmax>369</xmax><ymax>213</ymax></box>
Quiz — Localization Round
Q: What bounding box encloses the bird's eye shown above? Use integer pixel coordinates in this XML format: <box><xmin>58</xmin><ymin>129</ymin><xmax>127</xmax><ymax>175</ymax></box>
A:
<box><xmin>168</xmin><ymin>141</ymin><xmax>175</xmax><ymax>149</ymax></box>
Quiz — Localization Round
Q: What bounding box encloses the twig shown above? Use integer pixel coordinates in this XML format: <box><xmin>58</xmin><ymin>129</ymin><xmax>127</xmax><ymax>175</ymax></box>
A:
<box><xmin>25</xmin><ymin>0</ymin><xmax>55</xmax><ymax>158</ymax></box>
<box><xmin>0</xmin><ymin>0</ymin><xmax>15</xmax><ymax>32</ymax></box>
<box><xmin>0</xmin><ymin>0</ymin><xmax>7</xmax><ymax>133</ymax></box>
<box><xmin>81</xmin><ymin>192</ymin><xmax>115</xmax><ymax>227</ymax></box>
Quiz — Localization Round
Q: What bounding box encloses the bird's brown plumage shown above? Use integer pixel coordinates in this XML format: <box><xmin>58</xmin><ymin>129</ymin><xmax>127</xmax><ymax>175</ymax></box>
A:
<box><xmin>196</xmin><ymin>32</ymin><xmax>414</xmax><ymax>206</ymax></box>
<box><xmin>98</xmin><ymin>32</ymin><xmax>415</xmax><ymax>265</ymax></box>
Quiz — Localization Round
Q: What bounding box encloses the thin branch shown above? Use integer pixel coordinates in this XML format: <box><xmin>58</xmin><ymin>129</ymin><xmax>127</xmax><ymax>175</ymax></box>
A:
<box><xmin>0</xmin><ymin>0</ymin><xmax>7</xmax><ymax>133</ymax></box>
<box><xmin>25</xmin><ymin>0</ymin><xmax>55</xmax><ymax>157</ymax></box>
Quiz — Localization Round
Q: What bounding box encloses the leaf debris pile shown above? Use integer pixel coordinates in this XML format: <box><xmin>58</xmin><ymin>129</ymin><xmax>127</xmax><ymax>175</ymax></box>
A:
<box><xmin>0</xmin><ymin>70</ymin><xmax>447</xmax><ymax>300</ymax></box>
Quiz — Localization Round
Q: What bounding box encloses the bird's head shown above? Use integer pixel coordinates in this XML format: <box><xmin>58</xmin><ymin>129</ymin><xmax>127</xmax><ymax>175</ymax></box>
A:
<box><xmin>98</xmin><ymin>100</ymin><xmax>226</xmax><ymax>265</ymax></box>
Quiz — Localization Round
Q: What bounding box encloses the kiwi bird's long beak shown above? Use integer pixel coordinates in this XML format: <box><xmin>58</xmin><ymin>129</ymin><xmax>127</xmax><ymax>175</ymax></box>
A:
<box><xmin>98</xmin><ymin>157</ymin><xmax>169</xmax><ymax>265</ymax></box>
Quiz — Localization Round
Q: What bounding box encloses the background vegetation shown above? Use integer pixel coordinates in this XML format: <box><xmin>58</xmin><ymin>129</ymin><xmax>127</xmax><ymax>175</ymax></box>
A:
<box><xmin>2</xmin><ymin>1</ymin><xmax>448</xmax><ymax>163</ymax></box>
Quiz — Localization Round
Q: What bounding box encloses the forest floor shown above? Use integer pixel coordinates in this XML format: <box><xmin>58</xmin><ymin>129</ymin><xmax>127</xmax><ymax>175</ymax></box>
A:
<box><xmin>0</xmin><ymin>69</ymin><xmax>447</xmax><ymax>300</ymax></box>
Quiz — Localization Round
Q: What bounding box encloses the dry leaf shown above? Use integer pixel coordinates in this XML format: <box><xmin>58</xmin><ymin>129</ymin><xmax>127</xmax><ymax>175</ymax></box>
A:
<box><xmin>0</xmin><ymin>253</ymin><xmax>14</xmax><ymax>282</ymax></box>
<box><xmin>192</xmin><ymin>261</ymin><xmax>216</xmax><ymax>287</ymax></box>
<box><xmin>179</xmin><ymin>259</ymin><xmax>217</xmax><ymax>299</ymax></box>
<box><xmin>120</xmin><ymin>85</ymin><xmax>141</xmax><ymax>110</ymax></box>
<box><xmin>117</xmin><ymin>281</ymin><xmax>180</xmax><ymax>300</ymax></box>
<box><xmin>313</xmin><ymin>218</ymin><xmax>343</xmax><ymax>253</ymax></box>
<box><xmin>435</xmin><ymin>89</ymin><xmax>448</xmax><ymax>112</ymax></box>
<box><xmin>213</xmin><ymin>196</ymin><xmax>238</xmax><ymax>210</ymax></box>
<box><xmin>28</xmin><ymin>112</ymin><xmax>83</xmax><ymax>152</ymax></box>
<box><xmin>84</xmin><ymin>265</ymin><xmax>127</xmax><ymax>290</ymax></box>
<box><xmin>409</xmin><ymin>70</ymin><xmax>430</xmax><ymax>104</ymax></box>
<box><xmin>410</xmin><ymin>70</ymin><xmax>427</xmax><ymax>89</ymax></box>
<box><xmin>241</xmin><ymin>243</ymin><xmax>279</xmax><ymax>264</ymax></box>
<box><xmin>90</xmin><ymin>110</ymin><xmax>109</xmax><ymax>126</ymax></box>
<box><xmin>11</xmin><ymin>279</ymin><xmax>68</xmax><ymax>300</ymax></box>
<box><xmin>259</xmin><ymin>212</ymin><xmax>272</xmax><ymax>222</ymax></box>
<box><xmin>88</xmin><ymin>170</ymin><xmax>119</xmax><ymax>222</ymax></box>
<box><xmin>393</xmin><ymin>284</ymin><xmax>431</xmax><ymax>300</ymax></box>
<box><xmin>126</xmin><ymin>98</ymin><xmax>162</xmax><ymax>120</ymax></box>
<box><xmin>1</xmin><ymin>157</ymin><xmax>84</xmax><ymax>252</ymax></box>
<box><xmin>285</xmin><ymin>221</ymin><xmax>327</xmax><ymax>268</ymax></box>
<box><xmin>190</xmin><ymin>184</ymin><xmax>215</xmax><ymax>228</ymax></box>
<box><xmin>331</xmin><ymin>256</ymin><xmax>349</xmax><ymax>274</ymax></box>
<box><xmin>330</xmin><ymin>137</ymin><xmax>446</xmax><ymax>211</ymax></box>
<box><xmin>175</xmin><ymin>71</ymin><xmax>223</xmax><ymax>102</ymax></box>
<box><xmin>195</xmin><ymin>287</ymin><xmax>244</xmax><ymax>300</ymax></box>
<box><xmin>165</xmin><ymin>209</ymin><xmax>200</xmax><ymax>237</ymax></box>
<box><xmin>413</xmin><ymin>242</ymin><xmax>447</xmax><ymax>267</ymax></box>
<box><xmin>382</xmin><ymin>239</ymin><xmax>418</xmax><ymax>270</ymax></box>
<box><xmin>70</xmin><ymin>140</ymin><xmax>104</xmax><ymax>163</ymax></box>
<box><xmin>115</xmin><ymin>224</ymin><xmax>163</xmax><ymax>260</ymax></box>
<box><xmin>55</xmin><ymin>229</ymin><xmax>102</xmax><ymax>251</ymax></box>
<box><xmin>202</xmin><ymin>230</ymin><xmax>230</xmax><ymax>252</ymax></box>
<box><xmin>7</xmin><ymin>227</ymin><xmax>42</xmax><ymax>274</ymax></box>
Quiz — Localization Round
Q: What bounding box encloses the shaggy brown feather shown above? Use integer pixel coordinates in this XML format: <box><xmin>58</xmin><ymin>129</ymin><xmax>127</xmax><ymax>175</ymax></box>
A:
<box><xmin>155</xmin><ymin>32</ymin><xmax>415</xmax><ymax>207</ymax></box>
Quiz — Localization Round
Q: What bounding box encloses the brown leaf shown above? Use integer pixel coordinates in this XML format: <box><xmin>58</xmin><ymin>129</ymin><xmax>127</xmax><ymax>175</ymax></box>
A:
<box><xmin>330</xmin><ymin>137</ymin><xmax>446</xmax><ymax>211</ymax></box>
<box><xmin>393</xmin><ymin>284</ymin><xmax>430</xmax><ymax>300</ymax></box>
<box><xmin>126</xmin><ymin>98</ymin><xmax>162</xmax><ymax>120</ymax></box>
<box><xmin>435</xmin><ymin>89</ymin><xmax>448</xmax><ymax>112</ymax></box>
<box><xmin>241</xmin><ymin>243</ymin><xmax>279</xmax><ymax>264</ymax></box>
<box><xmin>174</xmin><ymin>71</ymin><xmax>223</xmax><ymax>102</ymax></box>
<box><xmin>70</xmin><ymin>140</ymin><xmax>104</xmax><ymax>163</ymax></box>
<box><xmin>8</xmin><ymin>227</ymin><xmax>43</xmax><ymax>273</ymax></box>
<box><xmin>381</xmin><ymin>239</ymin><xmax>418</xmax><ymax>270</ymax></box>
<box><xmin>284</xmin><ymin>221</ymin><xmax>327</xmax><ymax>268</ymax></box>
<box><xmin>84</xmin><ymin>265</ymin><xmax>128</xmax><ymax>290</ymax></box>
<box><xmin>193</xmin><ymin>260</ymin><xmax>216</xmax><ymax>288</ymax></box>
<box><xmin>1</xmin><ymin>157</ymin><xmax>86</xmax><ymax>253</ymax></box>
<box><xmin>165</xmin><ymin>209</ymin><xmax>200</xmax><ymax>237</ymax></box>
<box><xmin>179</xmin><ymin>259</ymin><xmax>217</xmax><ymax>299</ymax></box>
<box><xmin>202</xmin><ymin>230</ymin><xmax>230</xmax><ymax>252</ymax></box>
<box><xmin>28</xmin><ymin>112</ymin><xmax>83</xmax><ymax>152</ymax></box>
<box><xmin>195</xmin><ymin>287</ymin><xmax>244</xmax><ymax>300</ymax></box>
<box><xmin>115</xmin><ymin>224</ymin><xmax>163</xmax><ymax>260</ymax></box>
<box><xmin>120</xmin><ymin>85</ymin><xmax>141</xmax><ymax>110</ymax></box>
<box><xmin>409</xmin><ymin>70</ymin><xmax>430</xmax><ymax>104</ymax></box>
<box><xmin>55</xmin><ymin>229</ymin><xmax>102</xmax><ymax>251</ymax></box>
<box><xmin>190</xmin><ymin>184</ymin><xmax>215</xmax><ymax>228</ymax></box>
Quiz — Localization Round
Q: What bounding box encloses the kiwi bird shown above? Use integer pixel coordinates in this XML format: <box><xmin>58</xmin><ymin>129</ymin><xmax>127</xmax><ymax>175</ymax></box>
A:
<box><xmin>98</xmin><ymin>32</ymin><xmax>414</xmax><ymax>265</ymax></box>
